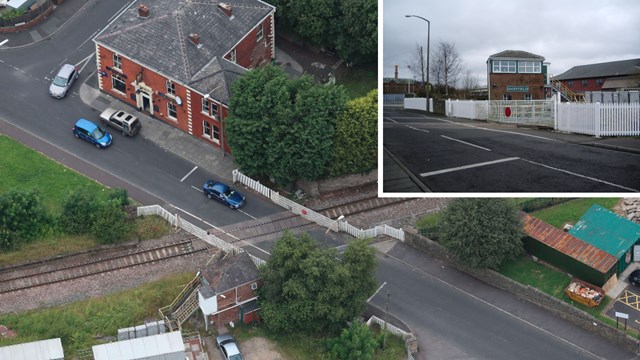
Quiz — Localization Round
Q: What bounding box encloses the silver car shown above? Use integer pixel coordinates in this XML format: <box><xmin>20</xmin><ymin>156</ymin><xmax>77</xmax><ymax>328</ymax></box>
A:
<box><xmin>216</xmin><ymin>334</ymin><xmax>244</xmax><ymax>360</ymax></box>
<box><xmin>49</xmin><ymin>64</ymin><xmax>78</xmax><ymax>98</ymax></box>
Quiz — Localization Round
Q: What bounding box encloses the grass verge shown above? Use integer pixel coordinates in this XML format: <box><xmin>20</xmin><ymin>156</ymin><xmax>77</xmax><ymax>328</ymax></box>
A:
<box><xmin>0</xmin><ymin>272</ymin><xmax>195</xmax><ymax>356</ymax></box>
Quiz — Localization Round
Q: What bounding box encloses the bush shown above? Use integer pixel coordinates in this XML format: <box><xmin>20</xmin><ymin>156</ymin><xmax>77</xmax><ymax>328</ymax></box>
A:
<box><xmin>0</xmin><ymin>190</ymin><xmax>47</xmax><ymax>250</ymax></box>
<box><xmin>328</xmin><ymin>322</ymin><xmax>377</xmax><ymax>360</ymax></box>
<box><xmin>60</xmin><ymin>188</ymin><xmax>101</xmax><ymax>235</ymax></box>
<box><xmin>108</xmin><ymin>188</ymin><xmax>130</xmax><ymax>207</ymax></box>
<box><xmin>91</xmin><ymin>201</ymin><xmax>131</xmax><ymax>244</ymax></box>
<box><xmin>519</xmin><ymin>198</ymin><xmax>574</xmax><ymax>213</ymax></box>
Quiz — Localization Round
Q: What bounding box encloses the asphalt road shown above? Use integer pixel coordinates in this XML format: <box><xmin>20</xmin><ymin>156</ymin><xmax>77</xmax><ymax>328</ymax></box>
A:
<box><xmin>0</xmin><ymin>0</ymin><xmax>283</xmax><ymax>229</ymax></box>
<box><xmin>371</xmin><ymin>242</ymin><xmax>637</xmax><ymax>360</ymax></box>
<box><xmin>383</xmin><ymin>108</ymin><xmax>640</xmax><ymax>193</ymax></box>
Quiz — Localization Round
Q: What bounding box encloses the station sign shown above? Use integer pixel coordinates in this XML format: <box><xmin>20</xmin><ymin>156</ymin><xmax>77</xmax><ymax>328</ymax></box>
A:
<box><xmin>506</xmin><ymin>86</ymin><xmax>529</xmax><ymax>92</ymax></box>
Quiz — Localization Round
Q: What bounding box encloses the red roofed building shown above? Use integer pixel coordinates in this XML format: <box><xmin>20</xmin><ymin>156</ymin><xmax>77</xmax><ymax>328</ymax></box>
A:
<box><xmin>520</xmin><ymin>212</ymin><xmax>618</xmax><ymax>291</ymax></box>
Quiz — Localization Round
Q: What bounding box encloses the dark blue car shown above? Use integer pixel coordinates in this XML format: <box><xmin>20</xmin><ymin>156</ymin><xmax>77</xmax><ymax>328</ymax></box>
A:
<box><xmin>203</xmin><ymin>180</ymin><xmax>246</xmax><ymax>209</ymax></box>
<box><xmin>73</xmin><ymin>118</ymin><xmax>112</xmax><ymax>148</ymax></box>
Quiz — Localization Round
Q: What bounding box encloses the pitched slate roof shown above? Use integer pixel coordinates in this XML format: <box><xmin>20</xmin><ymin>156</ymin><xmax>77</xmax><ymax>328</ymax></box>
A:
<box><xmin>199</xmin><ymin>251</ymin><xmax>259</xmax><ymax>299</ymax></box>
<box><xmin>488</xmin><ymin>50</ymin><xmax>545</xmax><ymax>60</ymax></box>
<box><xmin>568</xmin><ymin>204</ymin><xmax>640</xmax><ymax>259</ymax></box>
<box><xmin>554</xmin><ymin>58</ymin><xmax>640</xmax><ymax>80</ymax></box>
<box><xmin>520</xmin><ymin>212</ymin><xmax>617</xmax><ymax>274</ymax></box>
<box><xmin>95</xmin><ymin>0</ymin><xmax>274</xmax><ymax>102</ymax></box>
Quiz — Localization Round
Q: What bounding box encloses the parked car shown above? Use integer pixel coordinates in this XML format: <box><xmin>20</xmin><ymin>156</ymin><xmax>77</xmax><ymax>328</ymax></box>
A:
<box><xmin>629</xmin><ymin>269</ymin><xmax>640</xmax><ymax>286</ymax></box>
<box><xmin>49</xmin><ymin>64</ymin><xmax>79</xmax><ymax>98</ymax></box>
<box><xmin>99</xmin><ymin>107</ymin><xmax>141</xmax><ymax>136</ymax></box>
<box><xmin>73</xmin><ymin>119</ymin><xmax>112</xmax><ymax>148</ymax></box>
<box><xmin>202</xmin><ymin>180</ymin><xmax>246</xmax><ymax>209</ymax></box>
<box><xmin>216</xmin><ymin>334</ymin><xmax>244</xmax><ymax>360</ymax></box>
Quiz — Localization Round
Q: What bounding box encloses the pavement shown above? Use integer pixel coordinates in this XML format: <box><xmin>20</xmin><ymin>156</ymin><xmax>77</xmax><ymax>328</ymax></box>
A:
<box><xmin>383</xmin><ymin>107</ymin><xmax>640</xmax><ymax>193</ymax></box>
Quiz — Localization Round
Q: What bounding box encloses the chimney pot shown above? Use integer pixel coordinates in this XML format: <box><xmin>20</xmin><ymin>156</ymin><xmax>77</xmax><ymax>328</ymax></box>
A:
<box><xmin>218</xmin><ymin>3</ymin><xmax>233</xmax><ymax>18</ymax></box>
<box><xmin>395</xmin><ymin>65</ymin><xmax>398</xmax><ymax>80</ymax></box>
<box><xmin>138</xmin><ymin>4</ymin><xmax>149</xmax><ymax>18</ymax></box>
<box><xmin>189</xmin><ymin>33</ymin><xmax>200</xmax><ymax>45</ymax></box>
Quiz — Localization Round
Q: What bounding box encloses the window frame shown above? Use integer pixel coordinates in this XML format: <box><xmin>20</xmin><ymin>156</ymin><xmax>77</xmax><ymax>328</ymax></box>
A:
<box><xmin>167</xmin><ymin>102</ymin><xmax>177</xmax><ymax>119</ymax></box>
<box><xmin>256</xmin><ymin>23</ymin><xmax>264</xmax><ymax>41</ymax></box>
<box><xmin>581</xmin><ymin>79</ymin><xmax>588</xmax><ymax>87</ymax></box>
<box><xmin>213</xmin><ymin>125</ymin><xmax>220</xmax><ymax>142</ymax></box>
<box><xmin>230</xmin><ymin>49</ymin><xmax>237</xmax><ymax>63</ymax></box>
<box><xmin>113</xmin><ymin>54</ymin><xmax>122</xmax><ymax>71</ymax></box>
<box><xmin>518</xmin><ymin>61</ymin><xmax>541</xmax><ymax>74</ymax></box>
<box><xmin>492</xmin><ymin>60</ymin><xmax>516</xmax><ymax>73</ymax></box>
<box><xmin>166</xmin><ymin>80</ymin><xmax>176</xmax><ymax>96</ymax></box>
<box><xmin>203</xmin><ymin>120</ymin><xmax>212</xmax><ymax>139</ymax></box>
<box><xmin>111</xmin><ymin>73</ymin><xmax>126</xmax><ymax>94</ymax></box>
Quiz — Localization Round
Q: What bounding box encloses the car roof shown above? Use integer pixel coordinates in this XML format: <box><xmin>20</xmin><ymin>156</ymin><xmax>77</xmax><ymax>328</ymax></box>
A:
<box><xmin>75</xmin><ymin>118</ymin><xmax>98</xmax><ymax>131</ymax></box>
<box><xmin>57</xmin><ymin>64</ymin><xmax>76</xmax><ymax>77</ymax></box>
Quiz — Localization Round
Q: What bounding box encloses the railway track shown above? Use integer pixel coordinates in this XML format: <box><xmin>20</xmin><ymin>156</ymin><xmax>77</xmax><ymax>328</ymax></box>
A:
<box><xmin>0</xmin><ymin>238</ymin><xmax>207</xmax><ymax>294</ymax></box>
<box><xmin>212</xmin><ymin>196</ymin><xmax>412</xmax><ymax>243</ymax></box>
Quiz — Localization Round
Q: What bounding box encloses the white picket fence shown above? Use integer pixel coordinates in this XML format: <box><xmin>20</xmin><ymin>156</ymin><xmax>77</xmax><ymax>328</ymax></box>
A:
<box><xmin>558</xmin><ymin>102</ymin><xmax>640</xmax><ymax>136</ymax></box>
<box><xmin>232</xmin><ymin>170</ymin><xmax>404</xmax><ymax>241</ymax></box>
<box><xmin>137</xmin><ymin>205</ymin><xmax>243</xmax><ymax>254</ymax></box>
<box><xmin>366</xmin><ymin>315</ymin><xmax>415</xmax><ymax>360</ymax></box>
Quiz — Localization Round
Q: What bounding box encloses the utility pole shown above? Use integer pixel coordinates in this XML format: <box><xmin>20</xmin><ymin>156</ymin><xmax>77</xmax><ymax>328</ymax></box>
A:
<box><xmin>383</xmin><ymin>290</ymin><xmax>390</xmax><ymax>350</ymax></box>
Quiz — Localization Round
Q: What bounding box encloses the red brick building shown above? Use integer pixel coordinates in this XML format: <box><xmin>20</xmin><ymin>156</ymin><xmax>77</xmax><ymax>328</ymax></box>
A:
<box><xmin>93</xmin><ymin>0</ymin><xmax>275</xmax><ymax>152</ymax></box>
<box><xmin>198</xmin><ymin>252</ymin><xmax>262</xmax><ymax>330</ymax></box>
<box><xmin>486</xmin><ymin>50</ymin><xmax>548</xmax><ymax>100</ymax></box>
<box><xmin>554</xmin><ymin>58</ymin><xmax>640</xmax><ymax>94</ymax></box>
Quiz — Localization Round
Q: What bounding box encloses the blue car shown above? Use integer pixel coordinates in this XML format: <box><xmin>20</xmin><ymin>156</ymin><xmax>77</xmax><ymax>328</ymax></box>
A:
<box><xmin>73</xmin><ymin>118</ymin><xmax>112</xmax><ymax>148</ymax></box>
<box><xmin>203</xmin><ymin>180</ymin><xmax>246</xmax><ymax>209</ymax></box>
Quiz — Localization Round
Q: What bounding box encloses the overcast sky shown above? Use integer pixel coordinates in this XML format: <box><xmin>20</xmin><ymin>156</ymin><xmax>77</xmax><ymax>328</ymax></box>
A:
<box><xmin>383</xmin><ymin>0</ymin><xmax>640</xmax><ymax>86</ymax></box>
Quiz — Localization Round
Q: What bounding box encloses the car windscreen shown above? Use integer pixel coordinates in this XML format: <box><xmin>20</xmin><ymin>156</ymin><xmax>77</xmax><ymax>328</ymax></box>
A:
<box><xmin>91</xmin><ymin>127</ymin><xmax>106</xmax><ymax>139</ymax></box>
<box><xmin>223</xmin><ymin>188</ymin><xmax>235</xmax><ymax>197</ymax></box>
<box><xmin>53</xmin><ymin>75</ymin><xmax>68</xmax><ymax>87</ymax></box>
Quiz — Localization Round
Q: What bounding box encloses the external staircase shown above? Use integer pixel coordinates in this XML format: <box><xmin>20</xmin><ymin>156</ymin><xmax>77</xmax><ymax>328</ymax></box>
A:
<box><xmin>550</xmin><ymin>78</ymin><xmax>585</xmax><ymax>102</ymax></box>
<box><xmin>159</xmin><ymin>272</ymin><xmax>203</xmax><ymax>331</ymax></box>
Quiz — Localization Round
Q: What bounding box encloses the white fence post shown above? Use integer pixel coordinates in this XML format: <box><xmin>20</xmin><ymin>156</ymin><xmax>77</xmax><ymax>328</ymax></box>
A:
<box><xmin>595</xmin><ymin>102</ymin><xmax>601</xmax><ymax>138</ymax></box>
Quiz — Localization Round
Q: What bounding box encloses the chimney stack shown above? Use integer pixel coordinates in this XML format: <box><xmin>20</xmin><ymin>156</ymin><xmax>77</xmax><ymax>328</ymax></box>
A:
<box><xmin>395</xmin><ymin>65</ymin><xmax>398</xmax><ymax>80</ymax></box>
<box><xmin>218</xmin><ymin>3</ymin><xmax>233</xmax><ymax>18</ymax></box>
<box><xmin>138</xmin><ymin>4</ymin><xmax>149</xmax><ymax>18</ymax></box>
<box><xmin>189</xmin><ymin>33</ymin><xmax>200</xmax><ymax>46</ymax></box>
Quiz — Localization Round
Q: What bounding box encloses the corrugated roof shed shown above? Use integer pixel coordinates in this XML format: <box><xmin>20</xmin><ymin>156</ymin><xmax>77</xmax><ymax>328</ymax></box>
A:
<box><xmin>520</xmin><ymin>212</ymin><xmax>617</xmax><ymax>273</ymax></box>
<box><xmin>0</xmin><ymin>338</ymin><xmax>63</xmax><ymax>360</ymax></box>
<box><xmin>569</xmin><ymin>204</ymin><xmax>640</xmax><ymax>259</ymax></box>
<box><xmin>92</xmin><ymin>331</ymin><xmax>185</xmax><ymax>360</ymax></box>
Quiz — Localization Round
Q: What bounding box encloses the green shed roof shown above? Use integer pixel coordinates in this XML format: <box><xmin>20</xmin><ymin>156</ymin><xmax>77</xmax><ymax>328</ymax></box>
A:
<box><xmin>568</xmin><ymin>204</ymin><xmax>640</xmax><ymax>259</ymax></box>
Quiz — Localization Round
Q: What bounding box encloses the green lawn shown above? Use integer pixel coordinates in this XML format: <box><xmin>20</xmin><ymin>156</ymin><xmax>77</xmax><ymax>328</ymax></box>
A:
<box><xmin>0</xmin><ymin>135</ymin><xmax>108</xmax><ymax>213</ymax></box>
<box><xmin>230</xmin><ymin>323</ymin><xmax>406</xmax><ymax>360</ymax></box>
<box><xmin>0</xmin><ymin>272</ymin><xmax>195</xmax><ymax>356</ymax></box>
<box><xmin>530</xmin><ymin>198</ymin><xmax>620</xmax><ymax>228</ymax></box>
<box><xmin>338</xmin><ymin>63</ymin><xmax>377</xmax><ymax>99</ymax></box>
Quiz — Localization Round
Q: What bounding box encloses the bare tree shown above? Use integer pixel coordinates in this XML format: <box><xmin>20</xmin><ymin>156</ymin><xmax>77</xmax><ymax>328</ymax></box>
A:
<box><xmin>431</xmin><ymin>41</ymin><xmax>463</xmax><ymax>96</ymax></box>
<box><xmin>461</xmin><ymin>69</ymin><xmax>480</xmax><ymax>99</ymax></box>
<box><xmin>408</xmin><ymin>42</ymin><xmax>427</xmax><ymax>91</ymax></box>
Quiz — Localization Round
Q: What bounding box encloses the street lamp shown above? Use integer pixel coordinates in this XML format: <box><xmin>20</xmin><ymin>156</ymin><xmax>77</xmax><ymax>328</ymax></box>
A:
<box><xmin>405</xmin><ymin>14</ymin><xmax>430</xmax><ymax>111</ymax></box>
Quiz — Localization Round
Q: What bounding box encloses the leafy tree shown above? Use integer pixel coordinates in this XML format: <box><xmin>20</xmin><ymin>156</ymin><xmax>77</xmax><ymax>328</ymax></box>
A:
<box><xmin>226</xmin><ymin>65</ymin><xmax>346</xmax><ymax>185</ymax></box>
<box><xmin>91</xmin><ymin>201</ymin><xmax>130</xmax><ymax>244</ymax></box>
<box><xmin>329</xmin><ymin>89</ymin><xmax>377</xmax><ymax>177</ymax></box>
<box><xmin>334</xmin><ymin>0</ymin><xmax>377</xmax><ymax>65</ymax></box>
<box><xmin>259</xmin><ymin>232</ymin><xmax>377</xmax><ymax>335</ymax></box>
<box><xmin>267</xmin><ymin>0</ymin><xmax>376</xmax><ymax>65</ymax></box>
<box><xmin>60</xmin><ymin>188</ymin><xmax>102</xmax><ymax>235</ymax></box>
<box><xmin>0</xmin><ymin>190</ymin><xmax>47</xmax><ymax>250</ymax></box>
<box><xmin>440</xmin><ymin>198</ymin><xmax>523</xmax><ymax>269</ymax></box>
<box><xmin>328</xmin><ymin>322</ymin><xmax>377</xmax><ymax>360</ymax></box>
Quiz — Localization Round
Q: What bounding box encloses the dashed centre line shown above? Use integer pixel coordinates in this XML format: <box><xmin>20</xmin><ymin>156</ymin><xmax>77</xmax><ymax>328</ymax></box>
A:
<box><xmin>420</xmin><ymin>157</ymin><xmax>520</xmax><ymax>177</ymax></box>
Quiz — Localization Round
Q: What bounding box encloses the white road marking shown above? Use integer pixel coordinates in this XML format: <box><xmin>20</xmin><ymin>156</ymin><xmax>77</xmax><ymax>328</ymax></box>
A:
<box><xmin>441</xmin><ymin>135</ymin><xmax>491</xmax><ymax>151</ymax></box>
<box><xmin>0</xmin><ymin>39</ymin><xmax>8</xmax><ymax>47</ymax></box>
<box><xmin>77</xmin><ymin>30</ymin><xmax>98</xmax><ymax>51</ymax></box>
<box><xmin>191</xmin><ymin>185</ymin><xmax>203</xmax><ymax>193</ymax></box>
<box><xmin>521</xmin><ymin>158</ymin><xmax>639</xmax><ymax>192</ymax></box>
<box><xmin>368</xmin><ymin>281</ymin><xmax>387</xmax><ymax>302</ymax></box>
<box><xmin>420</xmin><ymin>157</ymin><xmax>520</xmax><ymax>177</ymax></box>
<box><xmin>384</xmin><ymin>117</ymin><xmax>398</xmax><ymax>123</ymax></box>
<box><xmin>180</xmin><ymin>166</ymin><xmax>198</xmax><ymax>182</ymax></box>
<box><xmin>238</xmin><ymin>209</ymin><xmax>257</xmax><ymax>220</ymax></box>
<box><xmin>406</xmin><ymin>125</ymin><xmax>429</xmax><ymax>133</ymax></box>
<box><xmin>378</xmin><ymin>252</ymin><xmax>606</xmax><ymax>360</ymax></box>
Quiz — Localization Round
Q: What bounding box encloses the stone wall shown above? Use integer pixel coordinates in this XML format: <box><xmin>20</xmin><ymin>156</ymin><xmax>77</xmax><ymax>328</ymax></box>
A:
<box><xmin>403</xmin><ymin>227</ymin><xmax>640</xmax><ymax>353</ymax></box>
